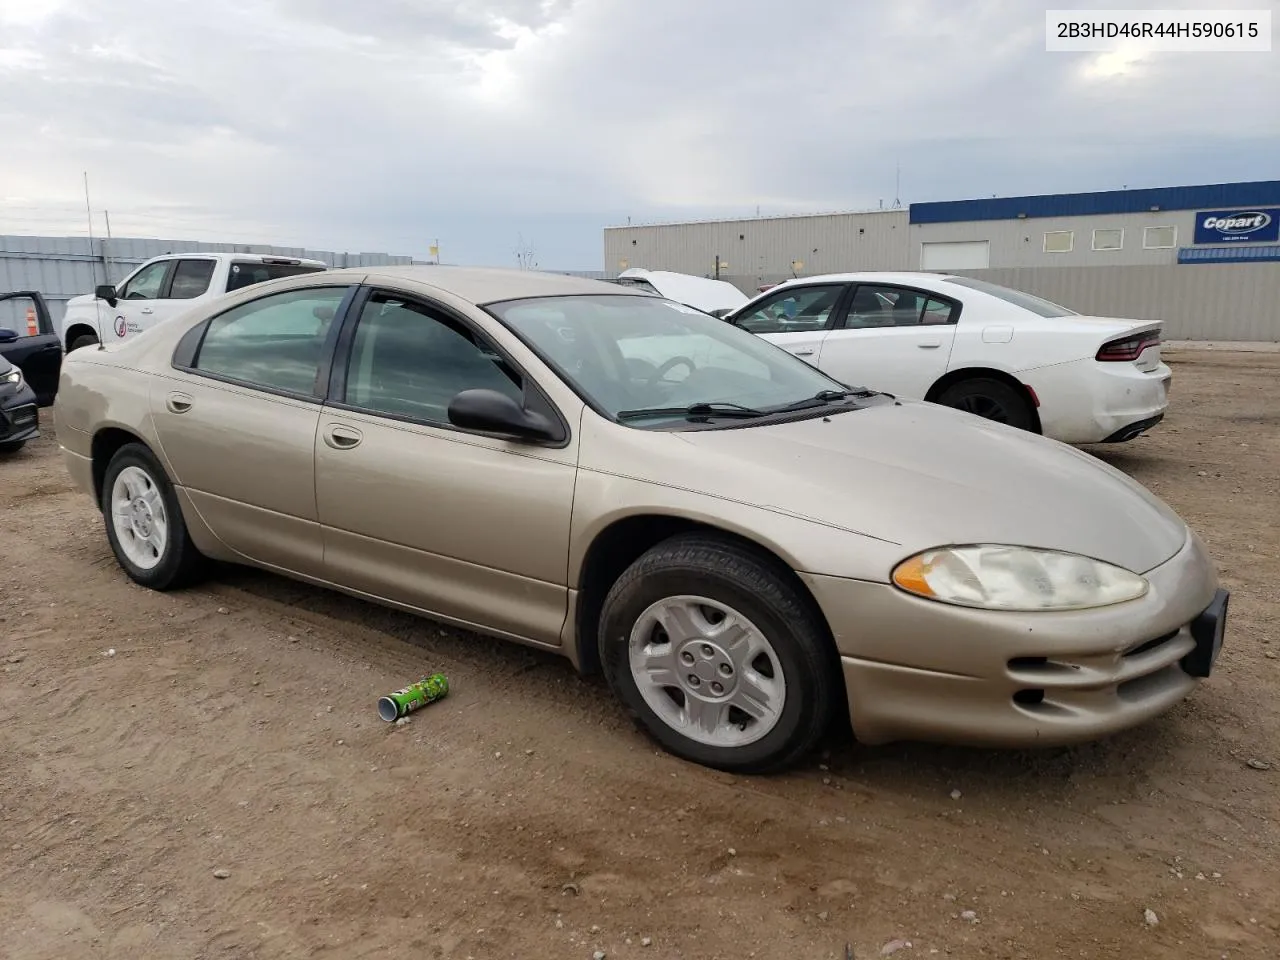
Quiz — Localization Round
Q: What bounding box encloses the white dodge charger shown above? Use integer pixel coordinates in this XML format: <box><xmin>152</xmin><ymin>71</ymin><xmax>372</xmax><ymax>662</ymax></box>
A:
<box><xmin>721</xmin><ymin>272</ymin><xmax>1171</xmax><ymax>444</ymax></box>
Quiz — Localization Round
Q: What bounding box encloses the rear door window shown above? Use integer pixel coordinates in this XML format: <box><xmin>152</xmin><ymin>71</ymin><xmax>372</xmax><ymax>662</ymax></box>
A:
<box><xmin>193</xmin><ymin>287</ymin><xmax>347</xmax><ymax>395</ymax></box>
<box><xmin>225</xmin><ymin>261</ymin><xmax>327</xmax><ymax>293</ymax></box>
<box><xmin>845</xmin><ymin>285</ymin><xmax>959</xmax><ymax>328</ymax></box>
<box><xmin>167</xmin><ymin>259</ymin><xmax>217</xmax><ymax>299</ymax></box>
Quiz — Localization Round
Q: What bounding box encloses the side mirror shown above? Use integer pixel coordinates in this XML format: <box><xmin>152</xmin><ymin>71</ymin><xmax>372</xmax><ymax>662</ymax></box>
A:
<box><xmin>94</xmin><ymin>284</ymin><xmax>119</xmax><ymax>306</ymax></box>
<box><xmin>447</xmin><ymin>388</ymin><xmax>557</xmax><ymax>442</ymax></box>
<box><xmin>0</xmin><ymin>328</ymin><xmax>17</xmax><ymax>343</ymax></box>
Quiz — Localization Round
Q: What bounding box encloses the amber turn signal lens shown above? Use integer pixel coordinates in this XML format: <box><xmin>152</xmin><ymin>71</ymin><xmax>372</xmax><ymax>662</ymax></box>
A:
<box><xmin>892</xmin><ymin>554</ymin><xmax>936</xmax><ymax>597</ymax></box>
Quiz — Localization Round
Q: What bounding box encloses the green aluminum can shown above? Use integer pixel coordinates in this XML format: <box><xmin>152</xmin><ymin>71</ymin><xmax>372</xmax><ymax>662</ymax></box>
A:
<box><xmin>378</xmin><ymin>674</ymin><xmax>449</xmax><ymax>722</ymax></box>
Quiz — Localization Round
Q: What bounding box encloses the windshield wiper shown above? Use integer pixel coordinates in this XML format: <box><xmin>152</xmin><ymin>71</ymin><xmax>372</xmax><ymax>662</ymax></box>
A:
<box><xmin>616</xmin><ymin>401</ymin><xmax>766</xmax><ymax>422</ymax></box>
<box><xmin>770</xmin><ymin>388</ymin><xmax>878</xmax><ymax>412</ymax></box>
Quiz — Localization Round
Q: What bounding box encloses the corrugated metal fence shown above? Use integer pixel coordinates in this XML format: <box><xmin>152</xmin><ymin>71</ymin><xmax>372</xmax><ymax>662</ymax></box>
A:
<box><xmin>0</xmin><ymin>234</ymin><xmax>415</xmax><ymax>324</ymax></box>
<box><xmin>712</xmin><ymin>263</ymin><xmax>1280</xmax><ymax>341</ymax></box>
<box><xmin>947</xmin><ymin>264</ymin><xmax>1280</xmax><ymax>341</ymax></box>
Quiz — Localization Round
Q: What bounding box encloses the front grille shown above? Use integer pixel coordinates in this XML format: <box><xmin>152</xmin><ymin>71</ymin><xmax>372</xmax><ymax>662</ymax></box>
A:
<box><xmin>1006</xmin><ymin>624</ymin><xmax>1197</xmax><ymax>712</ymax></box>
<box><xmin>1124</xmin><ymin>630</ymin><xmax>1180</xmax><ymax>659</ymax></box>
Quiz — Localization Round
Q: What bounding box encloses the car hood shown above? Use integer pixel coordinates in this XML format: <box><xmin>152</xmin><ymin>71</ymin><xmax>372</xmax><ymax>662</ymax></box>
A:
<box><xmin>65</xmin><ymin>293</ymin><xmax>98</xmax><ymax>308</ymax></box>
<box><xmin>619</xmin><ymin>269</ymin><xmax>748</xmax><ymax>313</ymax></box>
<box><xmin>616</xmin><ymin>399</ymin><xmax>1187</xmax><ymax>574</ymax></box>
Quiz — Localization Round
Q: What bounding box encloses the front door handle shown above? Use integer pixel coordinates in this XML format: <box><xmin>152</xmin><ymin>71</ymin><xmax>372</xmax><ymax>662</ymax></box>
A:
<box><xmin>323</xmin><ymin>424</ymin><xmax>363</xmax><ymax>450</ymax></box>
<box><xmin>166</xmin><ymin>391</ymin><xmax>193</xmax><ymax>414</ymax></box>
<box><xmin>140</xmin><ymin>307</ymin><xmax>154</xmax><ymax>315</ymax></box>
<box><xmin>790</xmin><ymin>347</ymin><xmax>816</xmax><ymax>356</ymax></box>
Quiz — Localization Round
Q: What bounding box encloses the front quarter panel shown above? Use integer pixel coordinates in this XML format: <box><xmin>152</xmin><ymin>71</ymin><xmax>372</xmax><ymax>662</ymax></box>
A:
<box><xmin>569</xmin><ymin>414</ymin><xmax>906</xmax><ymax>586</ymax></box>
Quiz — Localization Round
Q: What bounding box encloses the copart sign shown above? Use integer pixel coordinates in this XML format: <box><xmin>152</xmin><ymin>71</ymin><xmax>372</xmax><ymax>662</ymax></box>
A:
<box><xmin>1193</xmin><ymin>208</ymin><xmax>1280</xmax><ymax>244</ymax></box>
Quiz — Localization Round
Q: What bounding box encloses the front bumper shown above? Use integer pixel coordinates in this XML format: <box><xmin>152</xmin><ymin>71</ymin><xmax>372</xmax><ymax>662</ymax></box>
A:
<box><xmin>803</xmin><ymin>530</ymin><xmax>1223</xmax><ymax>747</ymax></box>
<box><xmin>0</xmin><ymin>391</ymin><xmax>40</xmax><ymax>444</ymax></box>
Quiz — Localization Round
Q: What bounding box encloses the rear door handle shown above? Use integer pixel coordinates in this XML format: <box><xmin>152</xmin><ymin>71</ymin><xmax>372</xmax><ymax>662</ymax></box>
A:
<box><xmin>323</xmin><ymin>424</ymin><xmax>363</xmax><ymax>450</ymax></box>
<box><xmin>166</xmin><ymin>391</ymin><xmax>193</xmax><ymax>414</ymax></box>
<box><xmin>917</xmin><ymin>339</ymin><xmax>942</xmax><ymax>349</ymax></box>
<box><xmin>790</xmin><ymin>347</ymin><xmax>816</xmax><ymax>356</ymax></box>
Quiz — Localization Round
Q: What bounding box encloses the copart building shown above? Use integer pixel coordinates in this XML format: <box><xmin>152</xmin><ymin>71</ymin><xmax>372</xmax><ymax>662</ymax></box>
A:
<box><xmin>603</xmin><ymin>180</ymin><xmax>1280</xmax><ymax>341</ymax></box>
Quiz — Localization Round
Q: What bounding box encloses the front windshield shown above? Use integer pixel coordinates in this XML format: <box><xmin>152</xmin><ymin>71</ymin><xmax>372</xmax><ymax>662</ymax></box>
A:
<box><xmin>487</xmin><ymin>294</ymin><xmax>849</xmax><ymax>425</ymax></box>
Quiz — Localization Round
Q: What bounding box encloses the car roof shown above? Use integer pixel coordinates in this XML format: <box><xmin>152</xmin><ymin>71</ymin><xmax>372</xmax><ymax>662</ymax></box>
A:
<box><xmin>148</xmin><ymin>252</ymin><xmax>328</xmax><ymax>267</ymax></box>
<box><xmin>769</xmin><ymin>271</ymin><xmax>960</xmax><ymax>287</ymax></box>
<box><xmin>330</xmin><ymin>265</ymin><xmax>650</xmax><ymax>305</ymax></box>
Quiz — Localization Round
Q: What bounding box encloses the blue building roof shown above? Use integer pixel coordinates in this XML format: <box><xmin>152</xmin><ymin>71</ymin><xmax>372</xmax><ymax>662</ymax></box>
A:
<box><xmin>909</xmin><ymin>181</ymin><xmax>1280</xmax><ymax>225</ymax></box>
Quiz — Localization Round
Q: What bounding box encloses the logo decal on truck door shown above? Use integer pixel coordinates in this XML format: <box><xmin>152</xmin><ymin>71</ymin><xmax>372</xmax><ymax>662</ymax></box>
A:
<box><xmin>114</xmin><ymin>315</ymin><xmax>127</xmax><ymax>338</ymax></box>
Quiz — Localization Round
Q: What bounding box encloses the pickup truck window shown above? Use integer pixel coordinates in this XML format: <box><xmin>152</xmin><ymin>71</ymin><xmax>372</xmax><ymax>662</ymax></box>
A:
<box><xmin>226</xmin><ymin>261</ymin><xmax>326</xmax><ymax>293</ymax></box>
<box><xmin>121</xmin><ymin>261</ymin><xmax>170</xmax><ymax>300</ymax></box>
<box><xmin>169</xmin><ymin>259</ymin><xmax>217</xmax><ymax>299</ymax></box>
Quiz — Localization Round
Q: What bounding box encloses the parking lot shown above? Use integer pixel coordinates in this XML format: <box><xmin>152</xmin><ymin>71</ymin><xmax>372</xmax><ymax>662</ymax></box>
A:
<box><xmin>1</xmin><ymin>347</ymin><xmax>1277</xmax><ymax>959</ymax></box>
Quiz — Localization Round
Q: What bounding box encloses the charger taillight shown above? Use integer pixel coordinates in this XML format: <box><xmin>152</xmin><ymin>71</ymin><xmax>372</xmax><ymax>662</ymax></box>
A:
<box><xmin>1097</xmin><ymin>331</ymin><xmax>1160</xmax><ymax>362</ymax></box>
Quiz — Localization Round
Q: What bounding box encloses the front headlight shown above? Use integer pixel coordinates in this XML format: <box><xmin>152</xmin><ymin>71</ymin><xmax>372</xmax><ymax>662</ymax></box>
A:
<box><xmin>892</xmin><ymin>545</ymin><xmax>1148</xmax><ymax>611</ymax></box>
<box><xmin>2</xmin><ymin>366</ymin><xmax>22</xmax><ymax>387</ymax></box>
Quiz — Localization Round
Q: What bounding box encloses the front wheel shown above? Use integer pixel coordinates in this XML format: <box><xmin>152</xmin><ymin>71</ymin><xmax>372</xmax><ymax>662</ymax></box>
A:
<box><xmin>69</xmin><ymin>333</ymin><xmax>99</xmax><ymax>352</ymax></box>
<box><xmin>101</xmin><ymin>443</ymin><xmax>205</xmax><ymax>590</ymax></box>
<box><xmin>0</xmin><ymin>439</ymin><xmax>26</xmax><ymax>454</ymax></box>
<box><xmin>599</xmin><ymin>534</ymin><xmax>838</xmax><ymax>773</ymax></box>
<box><xmin>936</xmin><ymin>377</ymin><xmax>1035</xmax><ymax>431</ymax></box>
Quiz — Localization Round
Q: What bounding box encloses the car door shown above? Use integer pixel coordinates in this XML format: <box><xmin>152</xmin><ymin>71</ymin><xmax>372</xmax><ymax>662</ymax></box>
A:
<box><xmin>728</xmin><ymin>283</ymin><xmax>850</xmax><ymax>365</ymax></box>
<box><xmin>314</xmin><ymin>288</ymin><xmax>578</xmax><ymax>646</ymax></box>
<box><xmin>814</xmin><ymin>283</ymin><xmax>960</xmax><ymax>397</ymax></box>
<box><xmin>156</xmin><ymin>257</ymin><xmax>219</xmax><ymax>324</ymax></box>
<box><xmin>151</xmin><ymin>283</ymin><xmax>354</xmax><ymax>574</ymax></box>
<box><xmin>0</xmin><ymin>292</ymin><xmax>62</xmax><ymax>405</ymax></box>
<box><xmin>108</xmin><ymin>258</ymin><xmax>174</xmax><ymax>342</ymax></box>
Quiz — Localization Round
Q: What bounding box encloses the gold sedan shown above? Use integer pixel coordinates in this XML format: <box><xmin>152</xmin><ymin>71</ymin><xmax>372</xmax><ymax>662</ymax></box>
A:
<box><xmin>54</xmin><ymin>267</ymin><xmax>1228</xmax><ymax>772</ymax></box>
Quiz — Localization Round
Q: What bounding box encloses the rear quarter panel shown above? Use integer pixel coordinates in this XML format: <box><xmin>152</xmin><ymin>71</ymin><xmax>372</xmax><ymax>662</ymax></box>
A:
<box><xmin>948</xmin><ymin>297</ymin><xmax>1095</xmax><ymax>375</ymax></box>
<box><xmin>948</xmin><ymin>293</ymin><xmax>1157</xmax><ymax>376</ymax></box>
<box><xmin>54</xmin><ymin>349</ymin><xmax>163</xmax><ymax>467</ymax></box>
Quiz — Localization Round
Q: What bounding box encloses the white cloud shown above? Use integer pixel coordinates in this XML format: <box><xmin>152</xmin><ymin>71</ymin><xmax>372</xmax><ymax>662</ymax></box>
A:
<box><xmin>0</xmin><ymin>0</ymin><xmax>1275</xmax><ymax>267</ymax></box>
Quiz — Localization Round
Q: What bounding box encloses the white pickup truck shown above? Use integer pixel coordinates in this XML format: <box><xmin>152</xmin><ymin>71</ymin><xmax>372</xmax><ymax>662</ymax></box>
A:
<box><xmin>58</xmin><ymin>252</ymin><xmax>328</xmax><ymax>351</ymax></box>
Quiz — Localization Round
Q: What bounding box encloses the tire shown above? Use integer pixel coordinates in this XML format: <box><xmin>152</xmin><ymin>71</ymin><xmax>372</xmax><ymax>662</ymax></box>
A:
<box><xmin>101</xmin><ymin>442</ymin><xmax>205</xmax><ymax>590</ymax></box>
<box><xmin>598</xmin><ymin>534</ymin><xmax>838</xmax><ymax>774</ymax></box>
<box><xmin>69</xmin><ymin>333</ymin><xmax>99</xmax><ymax>352</ymax></box>
<box><xmin>936</xmin><ymin>377</ymin><xmax>1035</xmax><ymax>431</ymax></box>
<box><xmin>0</xmin><ymin>439</ymin><xmax>26</xmax><ymax>454</ymax></box>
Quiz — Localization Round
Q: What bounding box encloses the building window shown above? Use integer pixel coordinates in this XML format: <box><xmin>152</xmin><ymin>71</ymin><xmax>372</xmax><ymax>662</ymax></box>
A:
<box><xmin>1144</xmin><ymin>225</ymin><xmax>1177</xmax><ymax>249</ymax></box>
<box><xmin>1043</xmin><ymin>231</ymin><xmax>1074</xmax><ymax>253</ymax></box>
<box><xmin>1092</xmin><ymin>228</ymin><xmax>1123</xmax><ymax>251</ymax></box>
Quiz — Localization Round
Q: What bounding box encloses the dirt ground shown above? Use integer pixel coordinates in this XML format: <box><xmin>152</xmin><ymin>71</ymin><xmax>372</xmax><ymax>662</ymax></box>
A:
<box><xmin>2</xmin><ymin>349</ymin><xmax>1277</xmax><ymax>960</ymax></box>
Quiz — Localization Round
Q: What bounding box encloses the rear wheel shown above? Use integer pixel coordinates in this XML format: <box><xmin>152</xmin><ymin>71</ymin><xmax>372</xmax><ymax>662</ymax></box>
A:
<box><xmin>101</xmin><ymin>443</ymin><xmax>205</xmax><ymax>590</ymax></box>
<box><xmin>936</xmin><ymin>377</ymin><xmax>1035</xmax><ymax>431</ymax></box>
<box><xmin>599</xmin><ymin>534</ymin><xmax>837</xmax><ymax>773</ymax></box>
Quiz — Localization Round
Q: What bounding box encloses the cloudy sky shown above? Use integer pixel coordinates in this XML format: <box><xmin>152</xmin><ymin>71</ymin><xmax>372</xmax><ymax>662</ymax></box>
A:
<box><xmin>0</xmin><ymin>0</ymin><xmax>1276</xmax><ymax>268</ymax></box>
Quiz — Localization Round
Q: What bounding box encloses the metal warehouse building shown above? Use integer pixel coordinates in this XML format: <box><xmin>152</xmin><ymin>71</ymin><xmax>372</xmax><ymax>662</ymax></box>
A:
<box><xmin>604</xmin><ymin>180</ymin><xmax>1280</xmax><ymax>341</ymax></box>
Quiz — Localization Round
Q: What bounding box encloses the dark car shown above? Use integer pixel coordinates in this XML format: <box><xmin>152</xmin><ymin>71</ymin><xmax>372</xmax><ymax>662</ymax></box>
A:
<box><xmin>0</xmin><ymin>352</ymin><xmax>40</xmax><ymax>454</ymax></box>
<box><xmin>0</xmin><ymin>291</ymin><xmax>63</xmax><ymax>406</ymax></box>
